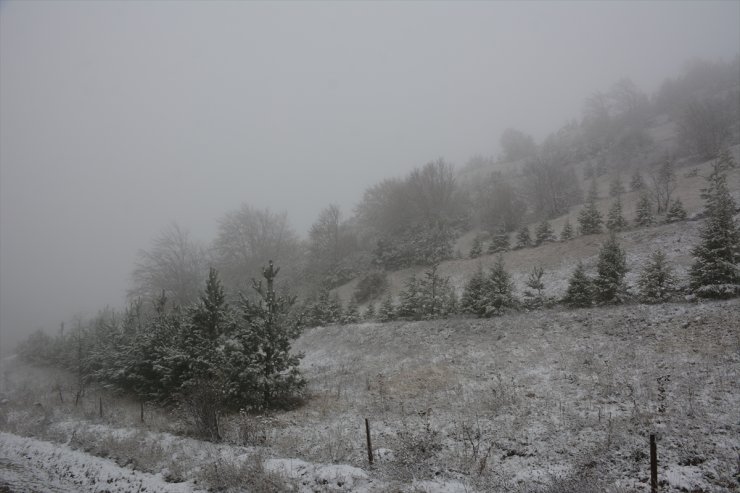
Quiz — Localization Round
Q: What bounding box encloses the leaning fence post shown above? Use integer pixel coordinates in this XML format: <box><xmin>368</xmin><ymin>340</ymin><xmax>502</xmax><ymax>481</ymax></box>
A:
<box><xmin>365</xmin><ymin>418</ymin><xmax>373</xmax><ymax>465</ymax></box>
<box><xmin>140</xmin><ymin>401</ymin><xmax>145</xmax><ymax>423</ymax></box>
<box><xmin>650</xmin><ymin>433</ymin><xmax>658</xmax><ymax>493</ymax></box>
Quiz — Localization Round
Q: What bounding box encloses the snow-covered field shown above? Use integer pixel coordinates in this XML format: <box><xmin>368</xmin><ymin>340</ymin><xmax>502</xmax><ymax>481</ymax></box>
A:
<box><xmin>1</xmin><ymin>299</ymin><xmax>738</xmax><ymax>492</ymax></box>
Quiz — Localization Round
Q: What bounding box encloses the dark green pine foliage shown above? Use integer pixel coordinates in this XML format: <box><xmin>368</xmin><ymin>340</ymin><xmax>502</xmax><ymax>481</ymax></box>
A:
<box><xmin>363</xmin><ymin>303</ymin><xmax>376</xmax><ymax>321</ymax></box>
<box><xmin>192</xmin><ymin>267</ymin><xmax>231</xmax><ymax>339</ymax></box>
<box><xmin>689</xmin><ymin>155</ymin><xmax>740</xmax><ymax>298</ymax></box>
<box><xmin>397</xmin><ymin>276</ymin><xmax>421</xmax><ymax>320</ymax></box>
<box><xmin>578</xmin><ymin>199</ymin><xmax>603</xmax><ymax>235</ymax></box>
<box><xmin>593</xmin><ymin>232</ymin><xmax>629</xmax><ymax>304</ymax></box>
<box><xmin>534</xmin><ymin>220</ymin><xmax>556</xmax><ymax>246</ymax></box>
<box><xmin>469</xmin><ymin>234</ymin><xmax>484</xmax><ymax>258</ymax></box>
<box><xmin>665</xmin><ymin>198</ymin><xmax>687</xmax><ymax>223</ymax></box>
<box><xmin>637</xmin><ymin>250</ymin><xmax>677</xmax><ymax>303</ymax></box>
<box><xmin>484</xmin><ymin>255</ymin><xmax>517</xmax><ymax>316</ymax></box>
<box><xmin>606</xmin><ymin>197</ymin><xmax>628</xmax><ymax>232</ymax></box>
<box><xmin>634</xmin><ymin>194</ymin><xmax>654</xmax><ymax>227</ymax></box>
<box><xmin>378</xmin><ymin>294</ymin><xmax>397</xmax><ymax>322</ymax></box>
<box><xmin>397</xmin><ymin>265</ymin><xmax>457</xmax><ymax>320</ymax></box>
<box><xmin>461</xmin><ymin>267</ymin><xmax>488</xmax><ymax>317</ymax></box>
<box><xmin>523</xmin><ymin>265</ymin><xmax>546</xmax><ymax>308</ymax></box>
<box><xmin>488</xmin><ymin>229</ymin><xmax>510</xmax><ymax>253</ymax></box>
<box><xmin>327</xmin><ymin>293</ymin><xmax>343</xmax><ymax>324</ymax></box>
<box><xmin>341</xmin><ymin>298</ymin><xmax>360</xmax><ymax>324</ymax></box>
<box><xmin>515</xmin><ymin>225</ymin><xmax>532</xmax><ymax>249</ymax></box>
<box><xmin>562</xmin><ymin>261</ymin><xmax>594</xmax><ymax>308</ymax></box>
<box><xmin>233</xmin><ymin>261</ymin><xmax>305</xmax><ymax>409</ymax></box>
<box><xmin>419</xmin><ymin>264</ymin><xmax>457</xmax><ymax>319</ymax></box>
<box><xmin>560</xmin><ymin>219</ymin><xmax>575</xmax><ymax>241</ymax></box>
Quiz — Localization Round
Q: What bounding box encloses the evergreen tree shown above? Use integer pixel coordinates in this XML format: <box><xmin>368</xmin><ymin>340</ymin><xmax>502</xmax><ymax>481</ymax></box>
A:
<box><xmin>630</xmin><ymin>169</ymin><xmax>645</xmax><ymax>191</ymax></box>
<box><xmin>525</xmin><ymin>266</ymin><xmax>545</xmax><ymax>295</ymax></box>
<box><xmin>341</xmin><ymin>298</ymin><xmax>361</xmax><ymax>324</ymax></box>
<box><xmin>689</xmin><ymin>155</ymin><xmax>740</xmax><ymax>298</ymax></box>
<box><xmin>637</xmin><ymin>250</ymin><xmax>676</xmax><ymax>303</ymax></box>
<box><xmin>418</xmin><ymin>264</ymin><xmax>457</xmax><ymax>319</ymax></box>
<box><xmin>665</xmin><ymin>198</ymin><xmax>687</xmax><ymax>223</ymax></box>
<box><xmin>234</xmin><ymin>260</ymin><xmax>305</xmax><ymax>409</ymax></box>
<box><xmin>484</xmin><ymin>255</ymin><xmax>517</xmax><ymax>316</ymax></box>
<box><xmin>378</xmin><ymin>294</ymin><xmax>397</xmax><ymax>322</ymax></box>
<box><xmin>397</xmin><ymin>276</ymin><xmax>421</xmax><ymax>320</ymax></box>
<box><xmin>634</xmin><ymin>193</ymin><xmax>654</xmax><ymax>227</ymax></box>
<box><xmin>562</xmin><ymin>261</ymin><xmax>594</xmax><ymax>308</ymax></box>
<box><xmin>534</xmin><ymin>220</ymin><xmax>556</xmax><ymax>246</ymax></box>
<box><xmin>327</xmin><ymin>293</ymin><xmax>343</xmax><ymax>324</ymax></box>
<box><xmin>606</xmin><ymin>197</ymin><xmax>628</xmax><ymax>232</ymax></box>
<box><xmin>191</xmin><ymin>267</ymin><xmax>231</xmax><ymax>339</ymax></box>
<box><xmin>578</xmin><ymin>199</ymin><xmax>603</xmax><ymax>235</ymax></box>
<box><xmin>515</xmin><ymin>225</ymin><xmax>532</xmax><ymax>249</ymax></box>
<box><xmin>461</xmin><ymin>267</ymin><xmax>488</xmax><ymax>317</ymax></box>
<box><xmin>488</xmin><ymin>229</ymin><xmax>510</xmax><ymax>253</ymax></box>
<box><xmin>560</xmin><ymin>219</ymin><xmax>574</xmax><ymax>241</ymax></box>
<box><xmin>593</xmin><ymin>232</ymin><xmax>629</xmax><ymax>303</ymax></box>
<box><xmin>363</xmin><ymin>303</ymin><xmax>376</xmax><ymax>321</ymax></box>
<box><xmin>523</xmin><ymin>265</ymin><xmax>546</xmax><ymax>308</ymax></box>
<box><xmin>469</xmin><ymin>234</ymin><xmax>484</xmax><ymax>258</ymax></box>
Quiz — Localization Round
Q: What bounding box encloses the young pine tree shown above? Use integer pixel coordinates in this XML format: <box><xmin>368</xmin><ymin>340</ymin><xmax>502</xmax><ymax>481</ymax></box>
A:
<box><xmin>378</xmin><ymin>295</ymin><xmax>397</xmax><ymax>322</ymax></box>
<box><xmin>515</xmin><ymin>225</ymin><xmax>532</xmax><ymax>249</ymax></box>
<box><xmin>593</xmin><ymin>232</ymin><xmax>629</xmax><ymax>303</ymax></box>
<box><xmin>363</xmin><ymin>303</ymin><xmax>376</xmax><ymax>321</ymax></box>
<box><xmin>524</xmin><ymin>265</ymin><xmax>546</xmax><ymax>308</ymax></box>
<box><xmin>485</xmin><ymin>255</ymin><xmax>517</xmax><ymax>316</ymax></box>
<box><xmin>560</xmin><ymin>219</ymin><xmax>575</xmax><ymax>241</ymax></box>
<box><xmin>606</xmin><ymin>197</ymin><xmax>628</xmax><ymax>232</ymax></box>
<box><xmin>461</xmin><ymin>267</ymin><xmax>488</xmax><ymax>317</ymax></box>
<box><xmin>562</xmin><ymin>261</ymin><xmax>593</xmax><ymax>308</ymax></box>
<box><xmin>488</xmin><ymin>230</ymin><xmax>510</xmax><ymax>253</ymax></box>
<box><xmin>534</xmin><ymin>220</ymin><xmax>556</xmax><ymax>246</ymax></box>
<box><xmin>418</xmin><ymin>264</ymin><xmax>456</xmax><ymax>319</ymax></box>
<box><xmin>578</xmin><ymin>200</ymin><xmax>603</xmax><ymax>235</ymax></box>
<box><xmin>397</xmin><ymin>276</ymin><xmax>421</xmax><ymax>320</ymax></box>
<box><xmin>637</xmin><ymin>250</ymin><xmax>676</xmax><ymax>303</ymax></box>
<box><xmin>342</xmin><ymin>298</ymin><xmax>361</xmax><ymax>324</ymax></box>
<box><xmin>634</xmin><ymin>193</ymin><xmax>654</xmax><ymax>227</ymax></box>
<box><xmin>234</xmin><ymin>260</ymin><xmax>305</xmax><ymax>409</ymax></box>
<box><xmin>689</xmin><ymin>155</ymin><xmax>740</xmax><ymax>298</ymax></box>
<box><xmin>665</xmin><ymin>198</ymin><xmax>687</xmax><ymax>223</ymax></box>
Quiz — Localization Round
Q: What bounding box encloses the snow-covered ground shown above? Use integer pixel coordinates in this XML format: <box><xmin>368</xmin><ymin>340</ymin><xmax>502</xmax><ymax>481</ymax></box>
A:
<box><xmin>0</xmin><ymin>431</ymin><xmax>196</xmax><ymax>492</ymax></box>
<box><xmin>1</xmin><ymin>300</ymin><xmax>738</xmax><ymax>492</ymax></box>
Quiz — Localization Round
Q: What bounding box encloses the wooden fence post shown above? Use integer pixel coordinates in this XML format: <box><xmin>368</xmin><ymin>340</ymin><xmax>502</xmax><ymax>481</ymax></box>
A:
<box><xmin>365</xmin><ymin>418</ymin><xmax>373</xmax><ymax>465</ymax></box>
<box><xmin>650</xmin><ymin>433</ymin><xmax>658</xmax><ymax>493</ymax></box>
<box><xmin>99</xmin><ymin>396</ymin><xmax>103</xmax><ymax>418</ymax></box>
<box><xmin>140</xmin><ymin>401</ymin><xmax>144</xmax><ymax>423</ymax></box>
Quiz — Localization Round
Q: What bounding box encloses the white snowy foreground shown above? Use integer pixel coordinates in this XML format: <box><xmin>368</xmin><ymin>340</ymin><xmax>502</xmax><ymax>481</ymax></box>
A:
<box><xmin>0</xmin><ymin>431</ymin><xmax>197</xmax><ymax>492</ymax></box>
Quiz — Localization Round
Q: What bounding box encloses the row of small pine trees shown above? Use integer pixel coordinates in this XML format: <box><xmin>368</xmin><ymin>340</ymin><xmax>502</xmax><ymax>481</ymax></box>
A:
<box><xmin>470</xmin><ymin>194</ymin><xmax>687</xmax><ymax>257</ymax></box>
<box><xmin>303</xmin><ymin>151</ymin><xmax>738</xmax><ymax>325</ymax></box>
<box><xmin>18</xmin><ymin>263</ymin><xmax>306</xmax><ymax>439</ymax></box>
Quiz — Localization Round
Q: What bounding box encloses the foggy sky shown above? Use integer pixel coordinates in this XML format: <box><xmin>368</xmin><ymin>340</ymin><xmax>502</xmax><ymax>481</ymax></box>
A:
<box><xmin>1</xmin><ymin>0</ymin><xmax>738</xmax><ymax>354</ymax></box>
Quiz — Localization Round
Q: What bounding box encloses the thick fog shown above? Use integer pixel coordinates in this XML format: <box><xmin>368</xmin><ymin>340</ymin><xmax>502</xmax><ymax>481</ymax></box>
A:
<box><xmin>1</xmin><ymin>1</ymin><xmax>738</xmax><ymax>354</ymax></box>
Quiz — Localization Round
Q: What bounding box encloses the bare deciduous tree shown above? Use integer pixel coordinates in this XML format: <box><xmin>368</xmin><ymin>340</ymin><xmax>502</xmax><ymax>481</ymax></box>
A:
<box><xmin>129</xmin><ymin>223</ymin><xmax>207</xmax><ymax>308</ymax></box>
<box><xmin>213</xmin><ymin>206</ymin><xmax>301</xmax><ymax>295</ymax></box>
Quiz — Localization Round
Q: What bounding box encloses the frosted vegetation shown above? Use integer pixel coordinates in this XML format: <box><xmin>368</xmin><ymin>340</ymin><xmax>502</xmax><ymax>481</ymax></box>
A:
<box><xmin>4</xmin><ymin>57</ymin><xmax>740</xmax><ymax>492</ymax></box>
